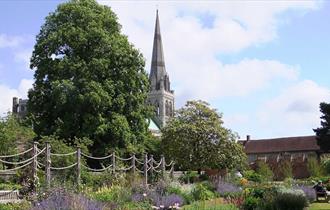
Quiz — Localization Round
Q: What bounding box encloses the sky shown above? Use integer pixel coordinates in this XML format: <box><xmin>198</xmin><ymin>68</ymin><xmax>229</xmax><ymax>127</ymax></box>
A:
<box><xmin>0</xmin><ymin>0</ymin><xmax>330</xmax><ymax>140</ymax></box>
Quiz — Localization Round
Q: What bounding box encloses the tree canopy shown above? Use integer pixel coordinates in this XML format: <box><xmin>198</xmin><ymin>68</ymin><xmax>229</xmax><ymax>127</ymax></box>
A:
<box><xmin>28</xmin><ymin>0</ymin><xmax>151</xmax><ymax>155</ymax></box>
<box><xmin>314</xmin><ymin>102</ymin><xmax>330</xmax><ymax>152</ymax></box>
<box><xmin>161</xmin><ymin>100</ymin><xmax>246</xmax><ymax>171</ymax></box>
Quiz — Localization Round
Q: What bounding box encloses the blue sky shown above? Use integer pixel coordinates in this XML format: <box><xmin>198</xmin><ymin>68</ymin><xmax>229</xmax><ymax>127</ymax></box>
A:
<box><xmin>0</xmin><ymin>0</ymin><xmax>329</xmax><ymax>140</ymax></box>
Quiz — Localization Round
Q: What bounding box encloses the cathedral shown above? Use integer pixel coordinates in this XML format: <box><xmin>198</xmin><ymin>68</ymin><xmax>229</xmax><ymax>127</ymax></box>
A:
<box><xmin>147</xmin><ymin>10</ymin><xmax>175</xmax><ymax>129</ymax></box>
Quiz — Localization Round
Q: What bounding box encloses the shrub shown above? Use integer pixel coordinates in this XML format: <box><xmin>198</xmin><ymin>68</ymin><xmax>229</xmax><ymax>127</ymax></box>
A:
<box><xmin>243</xmin><ymin>170</ymin><xmax>262</xmax><ymax>183</ymax></box>
<box><xmin>0</xmin><ymin>201</ymin><xmax>31</xmax><ymax>210</ymax></box>
<box><xmin>216</xmin><ymin>181</ymin><xmax>241</xmax><ymax>196</ymax></box>
<box><xmin>280</xmin><ymin>160</ymin><xmax>293</xmax><ymax>180</ymax></box>
<box><xmin>183</xmin><ymin>203</ymin><xmax>239</xmax><ymax>210</ymax></box>
<box><xmin>294</xmin><ymin>185</ymin><xmax>316</xmax><ymax>202</ymax></box>
<box><xmin>149</xmin><ymin>192</ymin><xmax>184</xmax><ymax>209</ymax></box>
<box><xmin>31</xmin><ymin>188</ymin><xmax>110</xmax><ymax>210</ymax></box>
<box><xmin>167</xmin><ymin>185</ymin><xmax>194</xmax><ymax>204</ymax></box>
<box><xmin>179</xmin><ymin>171</ymin><xmax>199</xmax><ymax>184</ymax></box>
<box><xmin>191</xmin><ymin>182</ymin><xmax>215</xmax><ymax>201</ymax></box>
<box><xmin>91</xmin><ymin>185</ymin><xmax>131</xmax><ymax>205</ymax></box>
<box><xmin>322</xmin><ymin>157</ymin><xmax>330</xmax><ymax>175</ymax></box>
<box><xmin>308</xmin><ymin>157</ymin><xmax>322</xmax><ymax>177</ymax></box>
<box><xmin>242</xmin><ymin>196</ymin><xmax>260</xmax><ymax>210</ymax></box>
<box><xmin>256</xmin><ymin>161</ymin><xmax>273</xmax><ymax>182</ymax></box>
<box><xmin>274</xmin><ymin>189</ymin><xmax>308</xmax><ymax>210</ymax></box>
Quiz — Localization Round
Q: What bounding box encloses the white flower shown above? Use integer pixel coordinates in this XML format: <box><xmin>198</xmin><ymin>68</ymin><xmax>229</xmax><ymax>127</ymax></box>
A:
<box><xmin>160</xmin><ymin>205</ymin><xmax>164</xmax><ymax>208</ymax></box>
<box><xmin>143</xmin><ymin>193</ymin><xmax>147</xmax><ymax>197</ymax></box>
<box><xmin>152</xmin><ymin>206</ymin><xmax>160</xmax><ymax>209</ymax></box>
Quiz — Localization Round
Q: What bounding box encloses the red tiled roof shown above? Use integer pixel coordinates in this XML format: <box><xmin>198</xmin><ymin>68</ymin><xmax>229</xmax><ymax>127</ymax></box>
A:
<box><xmin>242</xmin><ymin>136</ymin><xmax>320</xmax><ymax>154</ymax></box>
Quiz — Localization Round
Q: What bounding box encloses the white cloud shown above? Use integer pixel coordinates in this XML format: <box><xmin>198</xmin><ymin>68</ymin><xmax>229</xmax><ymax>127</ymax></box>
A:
<box><xmin>257</xmin><ymin>80</ymin><xmax>330</xmax><ymax>137</ymax></box>
<box><xmin>0</xmin><ymin>34</ymin><xmax>25</xmax><ymax>48</ymax></box>
<box><xmin>0</xmin><ymin>79</ymin><xmax>33</xmax><ymax>117</ymax></box>
<box><xmin>14</xmin><ymin>49</ymin><xmax>32</xmax><ymax>70</ymax></box>
<box><xmin>99</xmin><ymin>1</ymin><xmax>318</xmax><ymax>107</ymax></box>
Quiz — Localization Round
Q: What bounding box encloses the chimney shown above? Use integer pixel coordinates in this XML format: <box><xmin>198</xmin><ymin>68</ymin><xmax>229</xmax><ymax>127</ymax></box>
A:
<box><xmin>246</xmin><ymin>135</ymin><xmax>251</xmax><ymax>141</ymax></box>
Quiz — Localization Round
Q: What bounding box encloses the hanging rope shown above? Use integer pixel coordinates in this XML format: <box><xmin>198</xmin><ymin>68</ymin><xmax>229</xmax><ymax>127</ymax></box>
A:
<box><xmin>50</xmin><ymin>162</ymin><xmax>77</xmax><ymax>170</ymax></box>
<box><xmin>153</xmin><ymin>160</ymin><xmax>162</xmax><ymax>169</ymax></box>
<box><xmin>81</xmin><ymin>164</ymin><xmax>113</xmax><ymax>172</ymax></box>
<box><xmin>0</xmin><ymin>147</ymin><xmax>33</xmax><ymax>158</ymax></box>
<box><xmin>135</xmin><ymin>168</ymin><xmax>144</xmax><ymax>174</ymax></box>
<box><xmin>50</xmin><ymin>151</ymin><xmax>77</xmax><ymax>156</ymax></box>
<box><xmin>166</xmin><ymin>161</ymin><xmax>174</xmax><ymax>167</ymax></box>
<box><xmin>0</xmin><ymin>161</ymin><xmax>33</xmax><ymax>172</ymax></box>
<box><xmin>114</xmin><ymin>155</ymin><xmax>133</xmax><ymax>161</ymax></box>
<box><xmin>152</xmin><ymin>168</ymin><xmax>162</xmax><ymax>173</ymax></box>
<box><xmin>0</xmin><ymin>148</ymin><xmax>45</xmax><ymax>165</ymax></box>
<box><xmin>135</xmin><ymin>158</ymin><xmax>144</xmax><ymax>165</ymax></box>
<box><xmin>81</xmin><ymin>153</ymin><xmax>112</xmax><ymax>160</ymax></box>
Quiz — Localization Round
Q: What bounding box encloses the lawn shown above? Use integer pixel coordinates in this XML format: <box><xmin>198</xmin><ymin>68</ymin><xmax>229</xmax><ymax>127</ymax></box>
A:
<box><xmin>309</xmin><ymin>202</ymin><xmax>330</xmax><ymax>210</ymax></box>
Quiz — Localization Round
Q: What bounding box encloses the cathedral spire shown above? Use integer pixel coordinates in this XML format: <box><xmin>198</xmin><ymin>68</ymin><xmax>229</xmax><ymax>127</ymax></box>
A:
<box><xmin>150</xmin><ymin>10</ymin><xmax>167</xmax><ymax>91</ymax></box>
<box><xmin>147</xmin><ymin>10</ymin><xmax>175</xmax><ymax>129</ymax></box>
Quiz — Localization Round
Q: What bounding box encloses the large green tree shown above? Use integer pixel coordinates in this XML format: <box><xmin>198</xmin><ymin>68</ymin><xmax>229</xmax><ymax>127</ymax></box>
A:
<box><xmin>28</xmin><ymin>0</ymin><xmax>150</xmax><ymax>155</ymax></box>
<box><xmin>314</xmin><ymin>102</ymin><xmax>330</xmax><ymax>152</ymax></box>
<box><xmin>161</xmin><ymin>100</ymin><xmax>246</xmax><ymax>171</ymax></box>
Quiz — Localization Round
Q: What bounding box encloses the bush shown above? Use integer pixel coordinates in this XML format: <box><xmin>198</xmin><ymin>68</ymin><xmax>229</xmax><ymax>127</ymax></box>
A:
<box><xmin>191</xmin><ymin>182</ymin><xmax>215</xmax><ymax>201</ymax></box>
<box><xmin>280</xmin><ymin>160</ymin><xmax>293</xmax><ymax>180</ymax></box>
<box><xmin>274</xmin><ymin>190</ymin><xmax>308</xmax><ymax>210</ymax></box>
<box><xmin>216</xmin><ymin>181</ymin><xmax>241</xmax><ymax>196</ymax></box>
<box><xmin>91</xmin><ymin>185</ymin><xmax>131</xmax><ymax>205</ymax></box>
<box><xmin>167</xmin><ymin>185</ymin><xmax>194</xmax><ymax>204</ymax></box>
<box><xmin>256</xmin><ymin>161</ymin><xmax>273</xmax><ymax>182</ymax></box>
<box><xmin>294</xmin><ymin>185</ymin><xmax>316</xmax><ymax>202</ymax></box>
<box><xmin>0</xmin><ymin>201</ymin><xmax>31</xmax><ymax>210</ymax></box>
<box><xmin>243</xmin><ymin>170</ymin><xmax>262</xmax><ymax>183</ymax></box>
<box><xmin>308</xmin><ymin>157</ymin><xmax>322</xmax><ymax>177</ymax></box>
<box><xmin>242</xmin><ymin>196</ymin><xmax>260</xmax><ymax>210</ymax></box>
<box><xmin>179</xmin><ymin>171</ymin><xmax>199</xmax><ymax>184</ymax></box>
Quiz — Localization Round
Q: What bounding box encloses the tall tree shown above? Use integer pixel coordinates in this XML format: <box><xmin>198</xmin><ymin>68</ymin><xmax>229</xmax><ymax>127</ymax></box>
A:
<box><xmin>161</xmin><ymin>100</ymin><xmax>246</xmax><ymax>171</ymax></box>
<box><xmin>314</xmin><ymin>102</ymin><xmax>330</xmax><ymax>152</ymax></box>
<box><xmin>28</xmin><ymin>0</ymin><xmax>150</xmax><ymax>155</ymax></box>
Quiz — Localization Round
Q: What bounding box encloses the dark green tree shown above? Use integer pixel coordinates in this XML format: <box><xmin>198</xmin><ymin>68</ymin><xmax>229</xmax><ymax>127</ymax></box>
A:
<box><xmin>161</xmin><ymin>100</ymin><xmax>246</xmax><ymax>171</ymax></box>
<box><xmin>28</xmin><ymin>0</ymin><xmax>150</xmax><ymax>155</ymax></box>
<box><xmin>314</xmin><ymin>102</ymin><xmax>330</xmax><ymax>152</ymax></box>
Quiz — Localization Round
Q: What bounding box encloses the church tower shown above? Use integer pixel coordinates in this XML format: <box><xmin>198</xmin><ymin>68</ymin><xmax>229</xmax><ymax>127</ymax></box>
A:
<box><xmin>148</xmin><ymin>10</ymin><xmax>174</xmax><ymax>128</ymax></box>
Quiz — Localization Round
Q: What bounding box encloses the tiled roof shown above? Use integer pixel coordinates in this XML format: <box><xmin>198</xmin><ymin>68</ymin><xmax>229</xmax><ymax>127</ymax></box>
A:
<box><xmin>242</xmin><ymin>136</ymin><xmax>320</xmax><ymax>154</ymax></box>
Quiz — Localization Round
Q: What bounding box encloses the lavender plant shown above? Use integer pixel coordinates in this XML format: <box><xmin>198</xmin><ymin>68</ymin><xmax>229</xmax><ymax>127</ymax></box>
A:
<box><xmin>31</xmin><ymin>188</ymin><xmax>111</xmax><ymax>210</ymax></box>
<box><xmin>294</xmin><ymin>185</ymin><xmax>316</xmax><ymax>202</ymax></box>
<box><xmin>216</xmin><ymin>181</ymin><xmax>241</xmax><ymax>196</ymax></box>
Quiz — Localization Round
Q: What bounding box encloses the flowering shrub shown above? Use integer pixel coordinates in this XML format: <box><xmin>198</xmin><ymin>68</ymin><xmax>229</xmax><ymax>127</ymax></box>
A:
<box><xmin>294</xmin><ymin>185</ymin><xmax>316</xmax><ymax>202</ymax></box>
<box><xmin>191</xmin><ymin>182</ymin><xmax>215</xmax><ymax>201</ymax></box>
<box><xmin>216</xmin><ymin>181</ymin><xmax>241</xmax><ymax>196</ymax></box>
<box><xmin>31</xmin><ymin>188</ymin><xmax>110</xmax><ymax>210</ymax></box>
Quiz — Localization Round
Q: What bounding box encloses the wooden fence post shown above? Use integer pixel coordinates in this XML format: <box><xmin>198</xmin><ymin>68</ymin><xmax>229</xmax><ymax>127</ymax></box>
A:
<box><xmin>161</xmin><ymin>155</ymin><xmax>165</xmax><ymax>178</ymax></box>
<box><xmin>76</xmin><ymin>147</ymin><xmax>81</xmax><ymax>187</ymax></box>
<box><xmin>112</xmin><ymin>152</ymin><xmax>116</xmax><ymax>174</ymax></box>
<box><xmin>32</xmin><ymin>142</ymin><xmax>38</xmax><ymax>195</ymax></box>
<box><xmin>45</xmin><ymin>141</ymin><xmax>51</xmax><ymax>188</ymax></box>
<box><xmin>170</xmin><ymin>162</ymin><xmax>175</xmax><ymax>179</ymax></box>
<box><xmin>149</xmin><ymin>155</ymin><xmax>154</xmax><ymax>181</ymax></box>
<box><xmin>131</xmin><ymin>154</ymin><xmax>136</xmax><ymax>175</ymax></box>
<box><xmin>144</xmin><ymin>153</ymin><xmax>148</xmax><ymax>187</ymax></box>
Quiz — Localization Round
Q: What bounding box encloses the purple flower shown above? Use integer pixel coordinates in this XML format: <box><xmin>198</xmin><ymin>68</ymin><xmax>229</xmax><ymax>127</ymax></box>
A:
<box><xmin>294</xmin><ymin>185</ymin><xmax>316</xmax><ymax>202</ymax></box>
<box><xmin>150</xmin><ymin>192</ymin><xmax>184</xmax><ymax>209</ymax></box>
<box><xmin>216</xmin><ymin>181</ymin><xmax>241</xmax><ymax>195</ymax></box>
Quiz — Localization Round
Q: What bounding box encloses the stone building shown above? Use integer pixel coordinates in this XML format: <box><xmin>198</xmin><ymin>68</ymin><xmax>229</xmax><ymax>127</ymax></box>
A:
<box><xmin>240</xmin><ymin>135</ymin><xmax>321</xmax><ymax>179</ymax></box>
<box><xmin>12</xmin><ymin>97</ymin><xmax>28</xmax><ymax>118</ymax></box>
<box><xmin>147</xmin><ymin>10</ymin><xmax>175</xmax><ymax>129</ymax></box>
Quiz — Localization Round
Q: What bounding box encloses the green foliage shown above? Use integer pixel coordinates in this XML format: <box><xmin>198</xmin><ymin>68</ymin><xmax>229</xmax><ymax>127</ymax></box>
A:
<box><xmin>308</xmin><ymin>156</ymin><xmax>322</xmax><ymax>177</ymax></box>
<box><xmin>0</xmin><ymin>201</ymin><xmax>31</xmax><ymax>210</ymax></box>
<box><xmin>184</xmin><ymin>202</ymin><xmax>239</xmax><ymax>210</ymax></box>
<box><xmin>191</xmin><ymin>182</ymin><xmax>216</xmax><ymax>201</ymax></box>
<box><xmin>161</xmin><ymin>100</ymin><xmax>247</xmax><ymax>171</ymax></box>
<box><xmin>91</xmin><ymin>185</ymin><xmax>131</xmax><ymax>205</ymax></box>
<box><xmin>314</xmin><ymin>102</ymin><xmax>330</xmax><ymax>151</ymax></box>
<box><xmin>321</xmin><ymin>157</ymin><xmax>330</xmax><ymax>175</ymax></box>
<box><xmin>280</xmin><ymin>160</ymin><xmax>293</xmax><ymax>180</ymax></box>
<box><xmin>167</xmin><ymin>185</ymin><xmax>194</xmax><ymax>204</ymax></box>
<box><xmin>274</xmin><ymin>191</ymin><xmax>308</xmax><ymax>210</ymax></box>
<box><xmin>243</xmin><ymin>170</ymin><xmax>262</xmax><ymax>183</ymax></box>
<box><xmin>179</xmin><ymin>171</ymin><xmax>199</xmax><ymax>184</ymax></box>
<box><xmin>242</xmin><ymin>196</ymin><xmax>260</xmax><ymax>210</ymax></box>
<box><xmin>0</xmin><ymin>183</ymin><xmax>21</xmax><ymax>190</ymax></box>
<box><xmin>256</xmin><ymin>161</ymin><xmax>273</xmax><ymax>182</ymax></box>
<box><xmin>28</xmin><ymin>0</ymin><xmax>151</xmax><ymax>155</ymax></box>
<box><xmin>0</xmin><ymin>114</ymin><xmax>35</xmax><ymax>156</ymax></box>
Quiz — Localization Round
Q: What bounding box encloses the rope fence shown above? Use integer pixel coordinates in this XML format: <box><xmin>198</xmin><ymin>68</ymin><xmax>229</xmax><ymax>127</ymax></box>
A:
<box><xmin>0</xmin><ymin>142</ymin><xmax>175</xmax><ymax>190</ymax></box>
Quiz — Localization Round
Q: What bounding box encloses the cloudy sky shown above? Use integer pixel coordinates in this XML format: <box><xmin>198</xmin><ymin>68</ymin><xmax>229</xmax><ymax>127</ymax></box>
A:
<box><xmin>1</xmin><ymin>0</ymin><xmax>329</xmax><ymax>139</ymax></box>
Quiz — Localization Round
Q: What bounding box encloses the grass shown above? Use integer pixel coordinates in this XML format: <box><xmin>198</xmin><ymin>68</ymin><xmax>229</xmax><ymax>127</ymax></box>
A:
<box><xmin>183</xmin><ymin>198</ymin><xmax>239</xmax><ymax>210</ymax></box>
<box><xmin>309</xmin><ymin>202</ymin><xmax>330</xmax><ymax>210</ymax></box>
